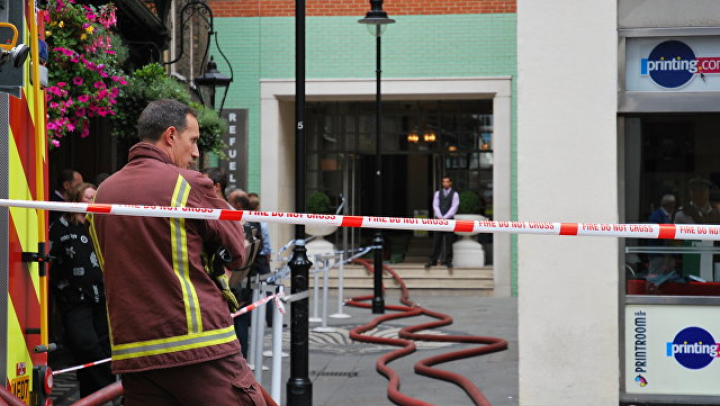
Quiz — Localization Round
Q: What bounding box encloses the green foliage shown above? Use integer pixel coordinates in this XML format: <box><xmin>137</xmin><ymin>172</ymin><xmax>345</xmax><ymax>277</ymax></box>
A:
<box><xmin>458</xmin><ymin>190</ymin><xmax>481</xmax><ymax>214</ymax></box>
<box><xmin>306</xmin><ymin>192</ymin><xmax>332</xmax><ymax>214</ymax></box>
<box><xmin>191</xmin><ymin>102</ymin><xmax>228</xmax><ymax>157</ymax></box>
<box><xmin>111</xmin><ymin>63</ymin><xmax>227</xmax><ymax>155</ymax></box>
<box><xmin>110</xmin><ymin>63</ymin><xmax>188</xmax><ymax>140</ymax></box>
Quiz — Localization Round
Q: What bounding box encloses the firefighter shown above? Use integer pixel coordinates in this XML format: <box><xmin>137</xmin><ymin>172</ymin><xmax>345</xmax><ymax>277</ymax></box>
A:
<box><xmin>90</xmin><ymin>99</ymin><xmax>268</xmax><ymax>406</ymax></box>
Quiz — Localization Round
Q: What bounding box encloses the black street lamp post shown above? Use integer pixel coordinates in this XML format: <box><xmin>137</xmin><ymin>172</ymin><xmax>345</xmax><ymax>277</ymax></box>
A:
<box><xmin>359</xmin><ymin>0</ymin><xmax>394</xmax><ymax>314</ymax></box>
<box><xmin>194</xmin><ymin>56</ymin><xmax>232</xmax><ymax>113</ymax></box>
<box><xmin>287</xmin><ymin>0</ymin><xmax>312</xmax><ymax>405</ymax></box>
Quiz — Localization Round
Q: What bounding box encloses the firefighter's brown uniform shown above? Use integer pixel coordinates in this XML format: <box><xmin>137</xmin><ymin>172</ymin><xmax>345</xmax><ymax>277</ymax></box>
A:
<box><xmin>90</xmin><ymin>143</ymin><xmax>266</xmax><ymax>405</ymax></box>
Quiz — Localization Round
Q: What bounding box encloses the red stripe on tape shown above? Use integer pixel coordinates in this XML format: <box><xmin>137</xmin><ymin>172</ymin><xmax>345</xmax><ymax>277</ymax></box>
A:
<box><xmin>341</xmin><ymin>216</ymin><xmax>363</xmax><ymax>228</ymax></box>
<box><xmin>219</xmin><ymin>210</ymin><xmax>243</xmax><ymax>221</ymax></box>
<box><xmin>560</xmin><ymin>223</ymin><xmax>578</xmax><ymax>236</ymax></box>
<box><xmin>87</xmin><ymin>204</ymin><xmax>112</xmax><ymax>213</ymax></box>
<box><xmin>454</xmin><ymin>220</ymin><xmax>475</xmax><ymax>233</ymax></box>
<box><xmin>658</xmin><ymin>224</ymin><xmax>676</xmax><ymax>239</ymax></box>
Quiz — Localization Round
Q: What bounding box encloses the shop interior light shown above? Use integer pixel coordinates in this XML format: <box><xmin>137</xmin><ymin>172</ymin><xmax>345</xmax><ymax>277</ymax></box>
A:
<box><xmin>423</xmin><ymin>130</ymin><xmax>436</xmax><ymax>143</ymax></box>
<box><xmin>407</xmin><ymin>130</ymin><xmax>419</xmax><ymax>143</ymax></box>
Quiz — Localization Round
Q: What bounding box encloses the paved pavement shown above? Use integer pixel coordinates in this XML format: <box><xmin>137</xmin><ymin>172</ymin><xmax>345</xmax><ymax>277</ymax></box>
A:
<box><xmin>51</xmin><ymin>291</ymin><xmax>518</xmax><ymax>406</ymax></box>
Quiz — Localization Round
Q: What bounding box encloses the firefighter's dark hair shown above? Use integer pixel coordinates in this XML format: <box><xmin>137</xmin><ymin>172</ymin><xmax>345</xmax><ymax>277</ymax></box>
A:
<box><xmin>137</xmin><ymin>99</ymin><xmax>197</xmax><ymax>142</ymax></box>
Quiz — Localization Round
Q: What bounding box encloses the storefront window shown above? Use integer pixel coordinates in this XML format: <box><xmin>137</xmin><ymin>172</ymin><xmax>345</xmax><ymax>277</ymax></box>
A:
<box><xmin>305</xmin><ymin>100</ymin><xmax>494</xmax><ymax>255</ymax></box>
<box><xmin>624</xmin><ymin>114</ymin><xmax>720</xmax><ymax>296</ymax></box>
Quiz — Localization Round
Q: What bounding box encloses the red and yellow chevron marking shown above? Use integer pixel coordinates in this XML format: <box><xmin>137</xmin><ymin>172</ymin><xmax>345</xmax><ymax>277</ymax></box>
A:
<box><xmin>6</xmin><ymin>0</ymin><xmax>48</xmax><ymax>392</ymax></box>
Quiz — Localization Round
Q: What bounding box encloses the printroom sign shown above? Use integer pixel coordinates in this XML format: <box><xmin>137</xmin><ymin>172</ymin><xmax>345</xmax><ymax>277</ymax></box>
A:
<box><xmin>626</xmin><ymin>36</ymin><xmax>720</xmax><ymax>92</ymax></box>
<box><xmin>625</xmin><ymin>305</ymin><xmax>720</xmax><ymax>396</ymax></box>
<box><xmin>220</xmin><ymin>109</ymin><xmax>248</xmax><ymax>191</ymax></box>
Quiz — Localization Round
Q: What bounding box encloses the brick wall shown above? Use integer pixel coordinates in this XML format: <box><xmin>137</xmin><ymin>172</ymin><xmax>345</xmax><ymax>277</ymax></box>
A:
<box><xmin>210</xmin><ymin>0</ymin><xmax>516</xmax><ymax>18</ymax></box>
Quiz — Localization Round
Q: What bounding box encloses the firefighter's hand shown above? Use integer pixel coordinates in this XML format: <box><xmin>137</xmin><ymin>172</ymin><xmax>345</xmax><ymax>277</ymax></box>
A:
<box><xmin>215</xmin><ymin>274</ymin><xmax>240</xmax><ymax>312</ymax></box>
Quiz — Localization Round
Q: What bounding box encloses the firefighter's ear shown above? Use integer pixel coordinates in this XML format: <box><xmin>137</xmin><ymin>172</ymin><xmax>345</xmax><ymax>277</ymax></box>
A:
<box><xmin>163</xmin><ymin>126</ymin><xmax>176</xmax><ymax>144</ymax></box>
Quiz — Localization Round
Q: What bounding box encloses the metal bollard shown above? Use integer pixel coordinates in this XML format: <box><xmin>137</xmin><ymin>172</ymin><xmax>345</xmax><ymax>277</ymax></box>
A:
<box><xmin>330</xmin><ymin>251</ymin><xmax>350</xmax><ymax>319</ymax></box>
<box><xmin>248</xmin><ymin>274</ymin><xmax>261</xmax><ymax>369</ymax></box>
<box><xmin>271</xmin><ymin>285</ymin><xmax>285</xmax><ymax>404</ymax></box>
<box><xmin>314</xmin><ymin>258</ymin><xmax>336</xmax><ymax>333</ymax></box>
<box><xmin>254</xmin><ymin>286</ymin><xmax>268</xmax><ymax>384</ymax></box>
<box><xmin>309</xmin><ymin>256</ymin><xmax>322</xmax><ymax>323</ymax></box>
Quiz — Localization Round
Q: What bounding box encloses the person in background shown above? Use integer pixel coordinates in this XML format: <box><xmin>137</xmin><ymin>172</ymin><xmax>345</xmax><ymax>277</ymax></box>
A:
<box><xmin>248</xmin><ymin>193</ymin><xmax>276</xmax><ymax>327</ymax></box>
<box><xmin>675</xmin><ymin>178</ymin><xmax>720</xmax><ymax>224</ymax></box>
<box><xmin>425</xmin><ymin>176</ymin><xmax>459</xmax><ymax>271</ymax></box>
<box><xmin>227</xmin><ymin>189</ymin><xmax>253</xmax><ymax>358</ymax></box>
<box><xmin>674</xmin><ymin>178</ymin><xmax>720</xmax><ymax>280</ymax></box>
<box><xmin>204</xmin><ymin>168</ymin><xmax>231</xmax><ymax>204</ymax></box>
<box><xmin>50</xmin><ymin>169</ymin><xmax>83</xmax><ymax>223</ymax></box>
<box><xmin>49</xmin><ymin>182</ymin><xmax>114</xmax><ymax>397</ymax></box>
<box><xmin>228</xmin><ymin>189</ymin><xmax>250</xmax><ymax>211</ymax></box>
<box><xmin>95</xmin><ymin>172</ymin><xmax>110</xmax><ymax>186</ymax></box>
<box><xmin>647</xmin><ymin>193</ymin><xmax>677</xmax><ymax>274</ymax></box>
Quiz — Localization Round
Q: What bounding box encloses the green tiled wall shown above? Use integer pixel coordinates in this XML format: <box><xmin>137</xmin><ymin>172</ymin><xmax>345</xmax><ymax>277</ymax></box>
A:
<box><xmin>213</xmin><ymin>13</ymin><xmax>518</xmax><ymax>294</ymax></box>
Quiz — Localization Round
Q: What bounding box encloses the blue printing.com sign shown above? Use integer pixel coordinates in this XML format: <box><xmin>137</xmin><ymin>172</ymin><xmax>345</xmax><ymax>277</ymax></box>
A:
<box><xmin>626</xmin><ymin>305</ymin><xmax>720</xmax><ymax>396</ymax></box>
<box><xmin>627</xmin><ymin>37</ymin><xmax>720</xmax><ymax>91</ymax></box>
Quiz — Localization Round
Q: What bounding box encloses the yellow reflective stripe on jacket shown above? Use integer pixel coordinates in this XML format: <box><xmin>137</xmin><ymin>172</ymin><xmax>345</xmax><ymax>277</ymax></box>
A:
<box><xmin>111</xmin><ymin>326</ymin><xmax>236</xmax><ymax>361</ymax></box>
<box><xmin>170</xmin><ymin>175</ymin><xmax>203</xmax><ymax>334</ymax></box>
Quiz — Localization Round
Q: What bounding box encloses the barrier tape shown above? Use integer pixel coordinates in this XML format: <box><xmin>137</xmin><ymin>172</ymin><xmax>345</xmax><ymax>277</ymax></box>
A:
<box><xmin>1</xmin><ymin>199</ymin><xmax>718</xmax><ymax>241</ymax></box>
<box><xmin>232</xmin><ymin>292</ymin><xmax>286</xmax><ymax>318</ymax></box>
<box><xmin>53</xmin><ymin>358</ymin><xmax>111</xmax><ymax>376</ymax></box>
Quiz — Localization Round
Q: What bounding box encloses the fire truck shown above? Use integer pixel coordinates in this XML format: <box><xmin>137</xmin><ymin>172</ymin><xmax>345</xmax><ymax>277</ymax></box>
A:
<box><xmin>0</xmin><ymin>0</ymin><xmax>53</xmax><ymax>405</ymax></box>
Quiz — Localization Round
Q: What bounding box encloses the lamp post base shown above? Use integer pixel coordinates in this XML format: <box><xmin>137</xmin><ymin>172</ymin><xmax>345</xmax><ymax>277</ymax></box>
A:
<box><xmin>287</xmin><ymin>378</ymin><xmax>313</xmax><ymax>406</ymax></box>
<box><xmin>372</xmin><ymin>232</ymin><xmax>384</xmax><ymax>314</ymax></box>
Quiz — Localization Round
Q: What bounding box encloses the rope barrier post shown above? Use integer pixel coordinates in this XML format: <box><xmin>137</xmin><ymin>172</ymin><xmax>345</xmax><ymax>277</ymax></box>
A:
<box><xmin>309</xmin><ymin>255</ymin><xmax>321</xmax><ymax>323</ymax></box>
<box><xmin>247</xmin><ymin>274</ymin><xmax>261</xmax><ymax>370</ymax></box>
<box><xmin>271</xmin><ymin>285</ymin><xmax>284</xmax><ymax>404</ymax></box>
<box><xmin>331</xmin><ymin>251</ymin><xmax>350</xmax><ymax>319</ymax></box>
<box><xmin>314</xmin><ymin>258</ymin><xmax>336</xmax><ymax>333</ymax></box>
<box><xmin>372</xmin><ymin>232</ymin><xmax>384</xmax><ymax>314</ymax></box>
<box><xmin>287</xmin><ymin>240</ymin><xmax>313</xmax><ymax>406</ymax></box>
<box><xmin>254</xmin><ymin>286</ymin><xmax>269</xmax><ymax>384</ymax></box>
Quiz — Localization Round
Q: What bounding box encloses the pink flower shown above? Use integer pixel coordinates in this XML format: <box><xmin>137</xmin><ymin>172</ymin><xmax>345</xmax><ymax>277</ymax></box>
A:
<box><xmin>63</xmin><ymin>99</ymin><xmax>73</xmax><ymax>108</ymax></box>
<box><xmin>97</xmin><ymin>107</ymin><xmax>108</xmax><ymax>117</ymax></box>
<box><xmin>73</xmin><ymin>76</ymin><xmax>83</xmax><ymax>86</ymax></box>
<box><xmin>66</xmin><ymin>122</ymin><xmax>75</xmax><ymax>132</ymax></box>
<box><xmin>57</xmin><ymin>81</ymin><xmax>67</xmax><ymax>88</ymax></box>
<box><xmin>77</xmin><ymin>94</ymin><xmax>90</xmax><ymax>103</ymax></box>
<box><xmin>47</xmin><ymin>122</ymin><xmax>57</xmax><ymax>130</ymax></box>
<box><xmin>93</xmin><ymin>81</ymin><xmax>105</xmax><ymax>89</ymax></box>
<box><xmin>51</xmin><ymin>139</ymin><xmax>60</xmax><ymax>148</ymax></box>
<box><xmin>80</xmin><ymin>126</ymin><xmax>90</xmax><ymax>138</ymax></box>
<box><xmin>97</xmin><ymin>89</ymin><xmax>108</xmax><ymax>99</ymax></box>
<box><xmin>53</xmin><ymin>47</ymin><xmax>73</xmax><ymax>57</ymax></box>
<box><xmin>76</xmin><ymin>108</ymin><xmax>87</xmax><ymax>117</ymax></box>
<box><xmin>49</xmin><ymin>102</ymin><xmax>59</xmax><ymax>109</ymax></box>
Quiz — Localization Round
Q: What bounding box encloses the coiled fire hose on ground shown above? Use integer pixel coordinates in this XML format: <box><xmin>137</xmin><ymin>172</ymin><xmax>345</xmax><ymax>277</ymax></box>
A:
<box><xmin>346</xmin><ymin>259</ymin><xmax>508</xmax><ymax>406</ymax></box>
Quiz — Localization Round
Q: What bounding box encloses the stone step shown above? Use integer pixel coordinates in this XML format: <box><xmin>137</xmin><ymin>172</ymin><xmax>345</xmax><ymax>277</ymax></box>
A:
<box><xmin>311</xmin><ymin>278</ymin><xmax>494</xmax><ymax>290</ymax></box>
<box><xmin>307</xmin><ymin>262</ymin><xmax>494</xmax><ymax>291</ymax></box>
<box><xmin>313</xmin><ymin>266</ymin><xmax>493</xmax><ymax>280</ymax></box>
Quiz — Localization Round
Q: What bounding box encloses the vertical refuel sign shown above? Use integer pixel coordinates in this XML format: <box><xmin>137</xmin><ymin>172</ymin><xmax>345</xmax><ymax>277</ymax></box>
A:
<box><xmin>221</xmin><ymin>109</ymin><xmax>248</xmax><ymax>191</ymax></box>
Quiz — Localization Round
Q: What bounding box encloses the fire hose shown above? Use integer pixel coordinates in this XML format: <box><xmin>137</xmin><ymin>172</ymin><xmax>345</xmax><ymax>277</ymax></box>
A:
<box><xmin>346</xmin><ymin>259</ymin><xmax>507</xmax><ymax>406</ymax></box>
